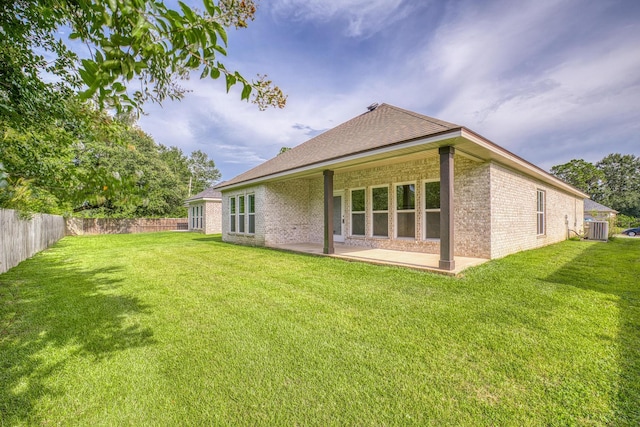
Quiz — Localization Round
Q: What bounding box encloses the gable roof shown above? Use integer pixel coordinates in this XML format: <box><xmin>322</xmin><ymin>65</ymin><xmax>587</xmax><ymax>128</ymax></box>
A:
<box><xmin>215</xmin><ymin>103</ymin><xmax>588</xmax><ymax>199</ymax></box>
<box><xmin>584</xmin><ymin>199</ymin><xmax>618</xmax><ymax>213</ymax></box>
<box><xmin>185</xmin><ymin>187</ymin><xmax>222</xmax><ymax>203</ymax></box>
<box><xmin>217</xmin><ymin>104</ymin><xmax>461</xmax><ymax>188</ymax></box>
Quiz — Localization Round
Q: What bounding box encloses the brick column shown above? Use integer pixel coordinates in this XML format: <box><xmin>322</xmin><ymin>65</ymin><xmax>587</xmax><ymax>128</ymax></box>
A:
<box><xmin>439</xmin><ymin>146</ymin><xmax>455</xmax><ymax>270</ymax></box>
<box><xmin>323</xmin><ymin>170</ymin><xmax>334</xmax><ymax>254</ymax></box>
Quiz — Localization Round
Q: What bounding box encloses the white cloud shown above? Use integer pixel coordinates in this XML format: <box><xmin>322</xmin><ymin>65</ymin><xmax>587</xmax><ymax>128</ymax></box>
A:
<box><xmin>415</xmin><ymin>0</ymin><xmax>640</xmax><ymax>164</ymax></box>
<box><xmin>270</xmin><ymin>0</ymin><xmax>414</xmax><ymax>38</ymax></box>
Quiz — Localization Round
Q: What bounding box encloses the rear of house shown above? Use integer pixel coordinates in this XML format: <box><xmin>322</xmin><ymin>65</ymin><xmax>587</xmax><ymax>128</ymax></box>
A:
<box><xmin>216</xmin><ymin>104</ymin><xmax>585</xmax><ymax>270</ymax></box>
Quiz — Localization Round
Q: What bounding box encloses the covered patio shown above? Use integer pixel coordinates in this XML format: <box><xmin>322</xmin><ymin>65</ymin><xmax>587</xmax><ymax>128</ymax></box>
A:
<box><xmin>271</xmin><ymin>242</ymin><xmax>489</xmax><ymax>276</ymax></box>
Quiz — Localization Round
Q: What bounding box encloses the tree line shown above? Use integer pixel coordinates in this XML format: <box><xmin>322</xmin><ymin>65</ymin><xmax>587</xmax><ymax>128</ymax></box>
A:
<box><xmin>550</xmin><ymin>154</ymin><xmax>640</xmax><ymax>223</ymax></box>
<box><xmin>1</xmin><ymin>98</ymin><xmax>220</xmax><ymax>218</ymax></box>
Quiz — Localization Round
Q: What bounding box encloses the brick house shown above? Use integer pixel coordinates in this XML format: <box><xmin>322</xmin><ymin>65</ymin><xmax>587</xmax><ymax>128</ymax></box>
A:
<box><xmin>185</xmin><ymin>188</ymin><xmax>222</xmax><ymax>234</ymax></box>
<box><xmin>215</xmin><ymin>104</ymin><xmax>587</xmax><ymax>271</ymax></box>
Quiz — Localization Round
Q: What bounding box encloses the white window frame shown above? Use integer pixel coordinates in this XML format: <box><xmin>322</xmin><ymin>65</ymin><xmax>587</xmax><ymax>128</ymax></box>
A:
<box><xmin>423</xmin><ymin>179</ymin><xmax>441</xmax><ymax>240</ymax></box>
<box><xmin>370</xmin><ymin>185</ymin><xmax>389</xmax><ymax>238</ymax></box>
<box><xmin>394</xmin><ymin>182</ymin><xmax>416</xmax><ymax>239</ymax></box>
<box><xmin>350</xmin><ymin>188</ymin><xmax>366</xmax><ymax>237</ymax></box>
<box><xmin>537</xmin><ymin>189</ymin><xmax>546</xmax><ymax>235</ymax></box>
<box><xmin>247</xmin><ymin>193</ymin><xmax>255</xmax><ymax>234</ymax></box>
<box><xmin>238</xmin><ymin>195</ymin><xmax>246</xmax><ymax>233</ymax></box>
<box><xmin>191</xmin><ymin>205</ymin><xmax>203</xmax><ymax>229</ymax></box>
<box><xmin>229</xmin><ymin>197</ymin><xmax>236</xmax><ymax>233</ymax></box>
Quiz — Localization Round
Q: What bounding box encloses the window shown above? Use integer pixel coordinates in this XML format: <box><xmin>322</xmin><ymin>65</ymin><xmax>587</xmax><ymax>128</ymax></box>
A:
<box><xmin>238</xmin><ymin>195</ymin><xmax>245</xmax><ymax>233</ymax></box>
<box><xmin>395</xmin><ymin>183</ymin><xmax>415</xmax><ymax>238</ymax></box>
<box><xmin>192</xmin><ymin>205</ymin><xmax>203</xmax><ymax>229</ymax></box>
<box><xmin>230</xmin><ymin>197</ymin><xmax>236</xmax><ymax>232</ymax></box>
<box><xmin>371</xmin><ymin>186</ymin><xmax>389</xmax><ymax>237</ymax></box>
<box><xmin>351</xmin><ymin>189</ymin><xmax>365</xmax><ymax>236</ymax></box>
<box><xmin>537</xmin><ymin>189</ymin><xmax>545</xmax><ymax>235</ymax></box>
<box><xmin>248</xmin><ymin>194</ymin><xmax>255</xmax><ymax>234</ymax></box>
<box><xmin>424</xmin><ymin>181</ymin><xmax>440</xmax><ymax>239</ymax></box>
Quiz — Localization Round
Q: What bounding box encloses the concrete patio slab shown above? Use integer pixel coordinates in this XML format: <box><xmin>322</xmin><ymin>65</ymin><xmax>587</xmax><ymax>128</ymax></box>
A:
<box><xmin>270</xmin><ymin>242</ymin><xmax>489</xmax><ymax>276</ymax></box>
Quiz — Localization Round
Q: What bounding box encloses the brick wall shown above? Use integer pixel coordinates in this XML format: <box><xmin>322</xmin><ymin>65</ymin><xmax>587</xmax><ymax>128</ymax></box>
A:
<box><xmin>222</xmin><ymin>154</ymin><xmax>491</xmax><ymax>258</ymax></box>
<box><xmin>489</xmin><ymin>162</ymin><xmax>584</xmax><ymax>259</ymax></box>
<box><xmin>220</xmin><ymin>155</ymin><xmax>582</xmax><ymax>260</ymax></box>
<box><xmin>187</xmin><ymin>200</ymin><xmax>222</xmax><ymax>234</ymax></box>
<box><xmin>205</xmin><ymin>200</ymin><xmax>222</xmax><ymax>234</ymax></box>
<box><xmin>317</xmin><ymin>155</ymin><xmax>490</xmax><ymax>257</ymax></box>
<box><xmin>222</xmin><ymin>185</ymin><xmax>266</xmax><ymax>246</ymax></box>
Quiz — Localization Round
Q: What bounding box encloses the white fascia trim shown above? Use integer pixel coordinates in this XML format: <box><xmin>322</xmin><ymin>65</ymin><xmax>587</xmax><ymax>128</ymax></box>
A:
<box><xmin>218</xmin><ymin>130</ymin><xmax>463</xmax><ymax>191</ymax></box>
<box><xmin>460</xmin><ymin>129</ymin><xmax>588</xmax><ymax>198</ymax></box>
<box><xmin>185</xmin><ymin>197</ymin><xmax>221</xmax><ymax>203</ymax></box>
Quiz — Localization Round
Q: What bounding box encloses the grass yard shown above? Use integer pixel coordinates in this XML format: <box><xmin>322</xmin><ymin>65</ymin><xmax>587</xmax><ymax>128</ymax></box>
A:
<box><xmin>1</xmin><ymin>233</ymin><xmax>639</xmax><ymax>426</ymax></box>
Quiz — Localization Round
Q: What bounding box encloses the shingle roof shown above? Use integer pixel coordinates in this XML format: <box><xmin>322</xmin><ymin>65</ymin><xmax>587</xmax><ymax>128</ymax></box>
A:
<box><xmin>216</xmin><ymin>103</ymin><xmax>461</xmax><ymax>188</ymax></box>
<box><xmin>584</xmin><ymin>199</ymin><xmax>618</xmax><ymax>213</ymax></box>
<box><xmin>185</xmin><ymin>187</ymin><xmax>222</xmax><ymax>202</ymax></box>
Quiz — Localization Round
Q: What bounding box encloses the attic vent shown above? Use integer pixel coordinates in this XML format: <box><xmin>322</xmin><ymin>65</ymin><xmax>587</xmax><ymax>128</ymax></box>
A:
<box><xmin>367</xmin><ymin>103</ymin><xmax>379</xmax><ymax>112</ymax></box>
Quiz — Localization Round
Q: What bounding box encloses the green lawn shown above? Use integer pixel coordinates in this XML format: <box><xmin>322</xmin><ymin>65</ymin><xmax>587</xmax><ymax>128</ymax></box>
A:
<box><xmin>1</xmin><ymin>233</ymin><xmax>638</xmax><ymax>426</ymax></box>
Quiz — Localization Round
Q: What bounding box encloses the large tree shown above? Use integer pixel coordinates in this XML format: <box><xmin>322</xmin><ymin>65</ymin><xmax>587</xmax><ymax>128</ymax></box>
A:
<box><xmin>596</xmin><ymin>153</ymin><xmax>640</xmax><ymax>217</ymax></box>
<box><xmin>188</xmin><ymin>150</ymin><xmax>221</xmax><ymax>195</ymax></box>
<box><xmin>550</xmin><ymin>159</ymin><xmax>604</xmax><ymax>199</ymax></box>
<box><xmin>550</xmin><ymin>154</ymin><xmax>640</xmax><ymax>217</ymax></box>
<box><xmin>0</xmin><ymin>97</ymin><xmax>195</xmax><ymax>217</ymax></box>
<box><xmin>1</xmin><ymin>0</ymin><xmax>286</xmax><ymax>125</ymax></box>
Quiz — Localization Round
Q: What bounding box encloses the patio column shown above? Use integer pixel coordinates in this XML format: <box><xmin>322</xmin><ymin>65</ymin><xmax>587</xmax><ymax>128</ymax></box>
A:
<box><xmin>439</xmin><ymin>146</ymin><xmax>455</xmax><ymax>270</ymax></box>
<box><xmin>323</xmin><ymin>170</ymin><xmax>334</xmax><ymax>254</ymax></box>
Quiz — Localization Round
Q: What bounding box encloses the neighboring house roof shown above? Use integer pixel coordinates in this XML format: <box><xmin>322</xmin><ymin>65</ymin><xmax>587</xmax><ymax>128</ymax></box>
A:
<box><xmin>584</xmin><ymin>199</ymin><xmax>618</xmax><ymax>213</ymax></box>
<box><xmin>185</xmin><ymin>187</ymin><xmax>222</xmax><ymax>203</ymax></box>
<box><xmin>215</xmin><ymin>103</ymin><xmax>588</xmax><ymax>199</ymax></box>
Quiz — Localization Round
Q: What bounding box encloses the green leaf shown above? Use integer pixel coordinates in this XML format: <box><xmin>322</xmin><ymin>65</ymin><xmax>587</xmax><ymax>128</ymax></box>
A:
<box><xmin>241</xmin><ymin>84</ymin><xmax>251</xmax><ymax>101</ymax></box>
<box><xmin>79</xmin><ymin>81</ymin><xmax>100</xmax><ymax>100</ymax></box>
<box><xmin>82</xmin><ymin>59</ymin><xmax>98</xmax><ymax>75</ymax></box>
<box><xmin>102</xmin><ymin>60</ymin><xmax>120</xmax><ymax>70</ymax></box>
<box><xmin>213</xmin><ymin>44</ymin><xmax>227</xmax><ymax>56</ymax></box>
<box><xmin>78</xmin><ymin>68</ymin><xmax>94</xmax><ymax>85</ymax></box>
<box><xmin>178</xmin><ymin>1</ymin><xmax>195</xmax><ymax>21</ymax></box>
<box><xmin>215</xmin><ymin>23</ymin><xmax>228</xmax><ymax>46</ymax></box>
<box><xmin>225</xmin><ymin>74</ymin><xmax>236</xmax><ymax>93</ymax></box>
<box><xmin>203</xmin><ymin>0</ymin><xmax>215</xmax><ymax>15</ymax></box>
<box><xmin>112</xmin><ymin>82</ymin><xmax>126</xmax><ymax>93</ymax></box>
<box><xmin>210</xmin><ymin>68</ymin><xmax>220</xmax><ymax>79</ymax></box>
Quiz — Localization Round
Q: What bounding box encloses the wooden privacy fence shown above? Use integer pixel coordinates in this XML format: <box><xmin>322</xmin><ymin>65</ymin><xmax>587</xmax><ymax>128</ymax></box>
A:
<box><xmin>66</xmin><ymin>217</ymin><xmax>188</xmax><ymax>235</ymax></box>
<box><xmin>0</xmin><ymin>209</ymin><xmax>66</xmax><ymax>274</ymax></box>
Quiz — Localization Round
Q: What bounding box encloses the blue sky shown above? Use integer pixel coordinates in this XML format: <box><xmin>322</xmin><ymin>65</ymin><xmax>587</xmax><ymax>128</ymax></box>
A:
<box><xmin>137</xmin><ymin>0</ymin><xmax>640</xmax><ymax>181</ymax></box>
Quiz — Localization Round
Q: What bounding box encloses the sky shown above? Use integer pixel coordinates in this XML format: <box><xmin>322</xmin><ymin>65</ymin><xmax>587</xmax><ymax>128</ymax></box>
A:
<box><xmin>137</xmin><ymin>0</ymin><xmax>640</xmax><ymax>182</ymax></box>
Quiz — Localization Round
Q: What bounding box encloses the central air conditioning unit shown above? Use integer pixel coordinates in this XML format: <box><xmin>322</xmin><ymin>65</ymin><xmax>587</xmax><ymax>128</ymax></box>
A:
<box><xmin>587</xmin><ymin>221</ymin><xmax>609</xmax><ymax>241</ymax></box>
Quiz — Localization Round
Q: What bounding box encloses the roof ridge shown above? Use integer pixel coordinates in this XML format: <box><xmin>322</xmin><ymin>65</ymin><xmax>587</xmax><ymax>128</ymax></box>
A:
<box><xmin>382</xmin><ymin>103</ymin><xmax>461</xmax><ymax>130</ymax></box>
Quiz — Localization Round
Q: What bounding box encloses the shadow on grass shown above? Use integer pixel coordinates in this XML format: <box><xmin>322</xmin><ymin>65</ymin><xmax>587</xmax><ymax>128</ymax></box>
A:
<box><xmin>0</xmin><ymin>260</ymin><xmax>155</xmax><ymax>424</ymax></box>
<box><xmin>545</xmin><ymin>238</ymin><xmax>640</xmax><ymax>424</ymax></box>
<box><xmin>193</xmin><ymin>235</ymin><xmax>223</xmax><ymax>243</ymax></box>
